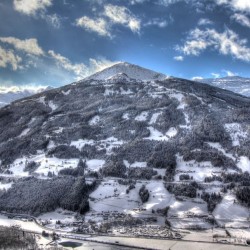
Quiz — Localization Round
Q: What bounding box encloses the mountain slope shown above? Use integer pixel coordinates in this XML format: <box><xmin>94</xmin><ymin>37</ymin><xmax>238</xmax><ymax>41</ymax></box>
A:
<box><xmin>198</xmin><ymin>76</ymin><xmax>250</xmax><ymax>97</ymax></box>
<box><xmin>0</xmin><ymin>63</ymin><xmax>250</xmax><ymax>231</ymax></box>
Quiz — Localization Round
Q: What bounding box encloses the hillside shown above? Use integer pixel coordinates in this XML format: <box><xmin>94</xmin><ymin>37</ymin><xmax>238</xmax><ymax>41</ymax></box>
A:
<box><xmin>0</xmin><ymin>62</ymin><xmax>250</xmax><ymax>232</ymax></box>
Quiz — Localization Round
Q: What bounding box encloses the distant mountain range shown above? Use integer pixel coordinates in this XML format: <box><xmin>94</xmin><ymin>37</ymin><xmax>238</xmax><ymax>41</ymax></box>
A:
<box><xmin>197</xmin><ymin>76</ymin><xmax>250</xmax><ymax>97</ymax></box>
<box><xmin>0</xmin><ymin>86</ymin><xmax>53</xmax><ymax>107</ymax></box>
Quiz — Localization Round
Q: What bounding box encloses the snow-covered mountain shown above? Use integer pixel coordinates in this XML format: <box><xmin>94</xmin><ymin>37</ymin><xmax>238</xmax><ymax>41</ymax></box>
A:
<box><xmin>0</xmin><ymin>86</ymin><xmax>53</xmax><ymax>107</ymax></box>
<box><xmin>198</xmin><ymin>76</ymin><xmax>250</xmax><ymax>97</ymax></box>
<box><xmin>83</xmin><ymin>62</ymin><xmax>167</xmax><ymax>81</ymax></box>
<box><xmin>0</xmin><ymin>63</ymin><xmax>250</xmax><ymax>233</ymax></box>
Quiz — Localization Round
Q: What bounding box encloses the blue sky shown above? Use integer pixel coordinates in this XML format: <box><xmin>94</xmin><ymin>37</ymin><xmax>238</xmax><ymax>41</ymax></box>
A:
<box><xmin>1</xmin><ymin>0</ymin><xmax>250</xmax><ymax>90</ymax></box>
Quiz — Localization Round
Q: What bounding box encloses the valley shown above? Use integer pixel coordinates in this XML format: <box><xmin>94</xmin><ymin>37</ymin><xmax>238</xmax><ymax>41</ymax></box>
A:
<box><xmin>0</xmin><ymin>63</ymin><xmax>250</xmax><ymax>248</ymax></box>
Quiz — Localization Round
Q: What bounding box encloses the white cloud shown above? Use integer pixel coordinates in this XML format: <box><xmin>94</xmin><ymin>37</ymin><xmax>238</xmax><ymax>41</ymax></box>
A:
<box><xmin>0</xmin><ymin>37</ymin><xmax>44</xmax><ymax>56</ymax></box>
<box><xmin>0</xmin><ymin>46</ymin><xmax>22</xmax><ymax>71</ymax></box>
<box><xmin>215</xmin><ymin>0</ymin><xmax>250</xmax><ymax>13</ymax></box>
<box><xmin>76</xmin><ymin>5</ymin><xmax>141</xmax><ymax>37</ymax></box>
<box><xmin>75</xmin><ymin>16</ymin><xmax>111</xmax><ymax>37</ymax></box>
<box><xmin>13</xmin><ymin>0</ymin><xmax>52</xmax><ymax>15</ymax></box>
<box><xmin>104</xmin><ymin>4</ymin><xmax>141</xmax><ymax>33</ymax></box>
<box><xmin>177</xmin><ymin>28</ymin><xmax>250</xmax><ymax>62</ymax></box>
<box><xmin>223</xmin><ymin>70</ymin><xmax>236</xmax><ymax>76</ymax></box>
<box><xmin>158</xmin><ymin>0</ymin><xmax>183</xmax><ymax>6</ymax></box>
<box><xmin>0</xmin><ymin>85</ymin><xmax>49</xmax><ymax>94</ymax></box>
<box><xmin>48</xmin><ymin>50</ymin><xmax>87</xmax><ymax>79</ymax></box>
<box><xmin>42</xmin><ymin>13</ymin><xmax>62</xmax><ymax>28</ymax></box>
<box><xmin>232</xmin><ymin>13</ymin><xmax>250</xmax><ymax>28</ymax></box>
<box><xmin>211</xmin><ymin>73</ymin><xmax>220</xmax><ymax>78</ymax></box>
<box><xmin>48</xmin><ymin>50</ymin><xmax>117</xmax><ymax>80</ymax></box>
<box><xmin>144</xmin><ymin>18</ymin><xmax>168</xmax><ymax>28</ymax></box>
<box><xmin>198</xmin><ymin>18</ymin><xmax>213</xmax><ymax>26</ymax></box>
<box><xmin>173</xmin><ymin>55</ymin><xmax>184</xmax><ymax>61</ymax></box>
<box><xmin>129</xmin><ymin>0</ymin><xmax>147</xmax><ymax>4</ymax></box>
<box><xmin>192</xmin><ymin>76</ymin><xmax>203</xmax><ymax>81</ymax></box>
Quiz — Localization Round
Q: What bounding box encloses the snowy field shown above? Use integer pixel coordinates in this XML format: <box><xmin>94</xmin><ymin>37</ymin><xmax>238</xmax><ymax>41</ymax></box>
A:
<box><xmin>144</xmin><ymin>126</ymin><xmax>177</xmax><ymax>141</ymax></box>
<box><xmin>224</xmin><ymin>123</ymin><xmax>248</xmax><ymax>146</ymax></box>
<box><xmin>174</xmin><ymin>154</ymin><xmax>222</xmax><ymax>182</ymax></box>
<box><xmin>0</xmin><ymin>215</ymin><xmax>43</xmax><ymax>233</ymax></box>
<box><xmin>3</xmin><ymin>153</ymin><xmax>107</xmax><ymax>178</ymax></box>
<box><xmin>168</xmin><ymin>198</ymin><xmax>212</xmax><ymax>229</ymax></box>
<box><xmin>86</xmin><ymin>179</ymin><xmax>174</xmax><ymax>225</ymax></box>
<box><xmin>213</xmin><ymin>193</ymin><xmax>250</xmax><ymax>228</ymax></box>
<box><xmin>227</xmin><ymin>228</ymin><xmax>250</xmax><ymax>239</ymax></box>
<box><xmin>70</xmin><ymin>136</ymin><xmax>124</xmax><ymax>154</ymax></box>
<box><xmin>38</xmin><ymin>209</ymin><xmax>77</xmax><ymax>231</ymax></box>
<box><xmin>0</xmin><ymin>181</ymin><xmax>13</xmax><ymax>190</ymax></box>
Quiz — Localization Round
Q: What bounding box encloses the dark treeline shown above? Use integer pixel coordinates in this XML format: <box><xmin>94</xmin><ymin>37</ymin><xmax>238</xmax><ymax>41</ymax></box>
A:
<box><xmin>0</xmin><ymin>176</ymin><xmax>95</xmax><ymax>215</ymax></box>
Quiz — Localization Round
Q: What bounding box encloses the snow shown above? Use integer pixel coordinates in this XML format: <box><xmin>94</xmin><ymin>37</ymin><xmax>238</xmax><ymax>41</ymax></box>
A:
<box><xmin>107</xmin><ymin>73</ymin><xmax>132</xmax><ymax>82</ymax></box>
<box><xmin>84</xmin><ymin>62</ymin><xmax>167</xmax><ymax>82</ymax></box>
<box><xmin>53</xmin><ymin>127</ymin><xmax>64</xmax><ymax>134</ymax></box>
<box><xmin>48</xmin><ymin>100</ymin><xmax>57</xmax><ymax>111</ymax></box>
<box><xmin>87</xmin><ymin>179</ymin><xmax>140</xmax><ymax>216</ymax></box>
<box><xmin>227</xmin><ymin>228</ymin><xmax>250</xmax><ymax>239</ymax></box>
<box><xmin>131</xmin><ymin>162</ymin><xmax>147</xmax><ymax>168</ymax></box>
<box><xmin>8</xmin><ymin>158</ymin><xmax>29</xmax><ymax>177</ymax></box>
<box><xmin>19</xmin><ymin>128</ymin><xmax>30</xmax><ymax>137</ymax></box>
<box><xmin>145</xmin><ymin>127</ymin><xmax>177</xmax><ymax>141</ymax></box>
<box><xmin>47</xmin><ymin>140</ymin><xmax>56</xmax><ymax>149</ymax></box>
<box><xmin>70</xmin><ymin>139</ymin><xmax>95</xmax><ymax>150</ymax></box>
<box><xmin>0</xmin><ymin>215</ymin><xmax>43</xmax><ymax>233</ymax></box>
<box><xmin>179</xmin><ymin>112</ymin><xmax>192</xmax><ymax>130</ymax></box>
<box><xmin>149</xmin><ymin>112</ymin><xmax>162</xmax><ymax>125</ymax></box>
<box><xmin>28</xmin><ymin>117</ymin><xmax>36</xmax><ymax>125</ymax></box>
<box><xmin>62</xmin><ymin>89</ymin><xmax>71</xmax><ymax>95</ymax></box>
<box><xmin>169</xmin><ymin>93</ymin><xmax>187</xmax><ymax>109</ymax></box>
<box><xmin>169</xmin><ymin>199</ymin><xmax>207</xmax><ymax>218</ymax></box>
<box><xmin>213</xmin><ymin>193</ymin><xmax>250</xmax><ymax>228</ymax></box>
<box><xmin>123</xmin><ymin>160</ymin><xmax>147</xmax><ymax>168</ymax></box>
<box><xmin>123</xmin><ymin>160</ymin><xmax>130</xmax><ymax>168</ymax></box>
<box><xmin>207</xmin><ymin>142</ymin><xmax>235</xmax><ymax>160</ymax></box>
<box><xmin>87</xmin><ymin>159</ymin><xmax>105</xmax><ymax>171</ymax></box>
<box><xmin>37</xmin><ymin>96</ymin><xmax>46</xmax><ymax>105</ymax></box>
<box><xmin>34</xmin><ymin>155</ymin><xmax>79</xmax><ymax>176</ymax></box>
<box><xmin>87</xmin><ymin>179</ymin><xmax>173</xmax><ymax>225</ymax></box>
<box><xmin>122</xmin><ymin>113</ymin><xmax>130</xmax><ymax>120</ymax></box>
<box><xmin>0</xmin><ymin>182</ymin><xmax>13</xmax><ymax>190</ymax></box>
<box><xmin>168</xmin><ymin>199</ymin><xmax>211</xmax><ymax>229</ymax></box>
<box><xmin>224</xmin><ymin>123</ymin><xmax>247</xmax><ymax>146</ymax></box>
<box><xmin>120</xmin><ymin>87</ymin><xmax>133</xmax><ymax>95</ymax></box>
<box><xmin>153</xmin><ymin>168</ymin><xmax>166</xmax><ymax>176</ymax></box>
<box><xmin>144</xmin><ymin>181</ymin><xmax>174</xmax><ymax>211</ymax></box>
<box><xmin>200</xmin><ymin>76</ymin><xmax>250</xmax><ymax>97</ymax></box>
<box><xmin>38</xmin><ymin>209</ymin><xmax>76</xmax><ymax>230</ymax></box>
<box><xmin>175</xmin><ymin>154</ymin><xmax>222</xmax><ymax>182</ymax></box>
<box><xmin>89</xmin><ymin>115</ymin><xmax>100</xmax><ymax>125</ymax></box>
<box><xmin>104</xmin><ymin>88</ymin><xmax>117</xmax><ymax>96</ymax></box>
<box><xmin>237</xmin><ymin>156</ymin><xmax>250</xmax><ymax>173</ymax></box>
<box><xmin>135</xmin><ymin>111</ymin><xmax>148</xmax><ymax>121</ymax></box>
<box><xmin>166</xmin><ymin>127</ymin><xmax>178</xmax><ymax>137</ymax></box>
<box><xmin>71</xmin><ymin>137</ymin><xmax>124</xmax><ymax>155</ymax></box>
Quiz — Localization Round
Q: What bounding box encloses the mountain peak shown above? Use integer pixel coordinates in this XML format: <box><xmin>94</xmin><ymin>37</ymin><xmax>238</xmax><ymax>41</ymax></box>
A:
<box><xmin>83</xmin><ymin>62</ymin><xmax>168</xmax><ymax>82</ymax></box>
